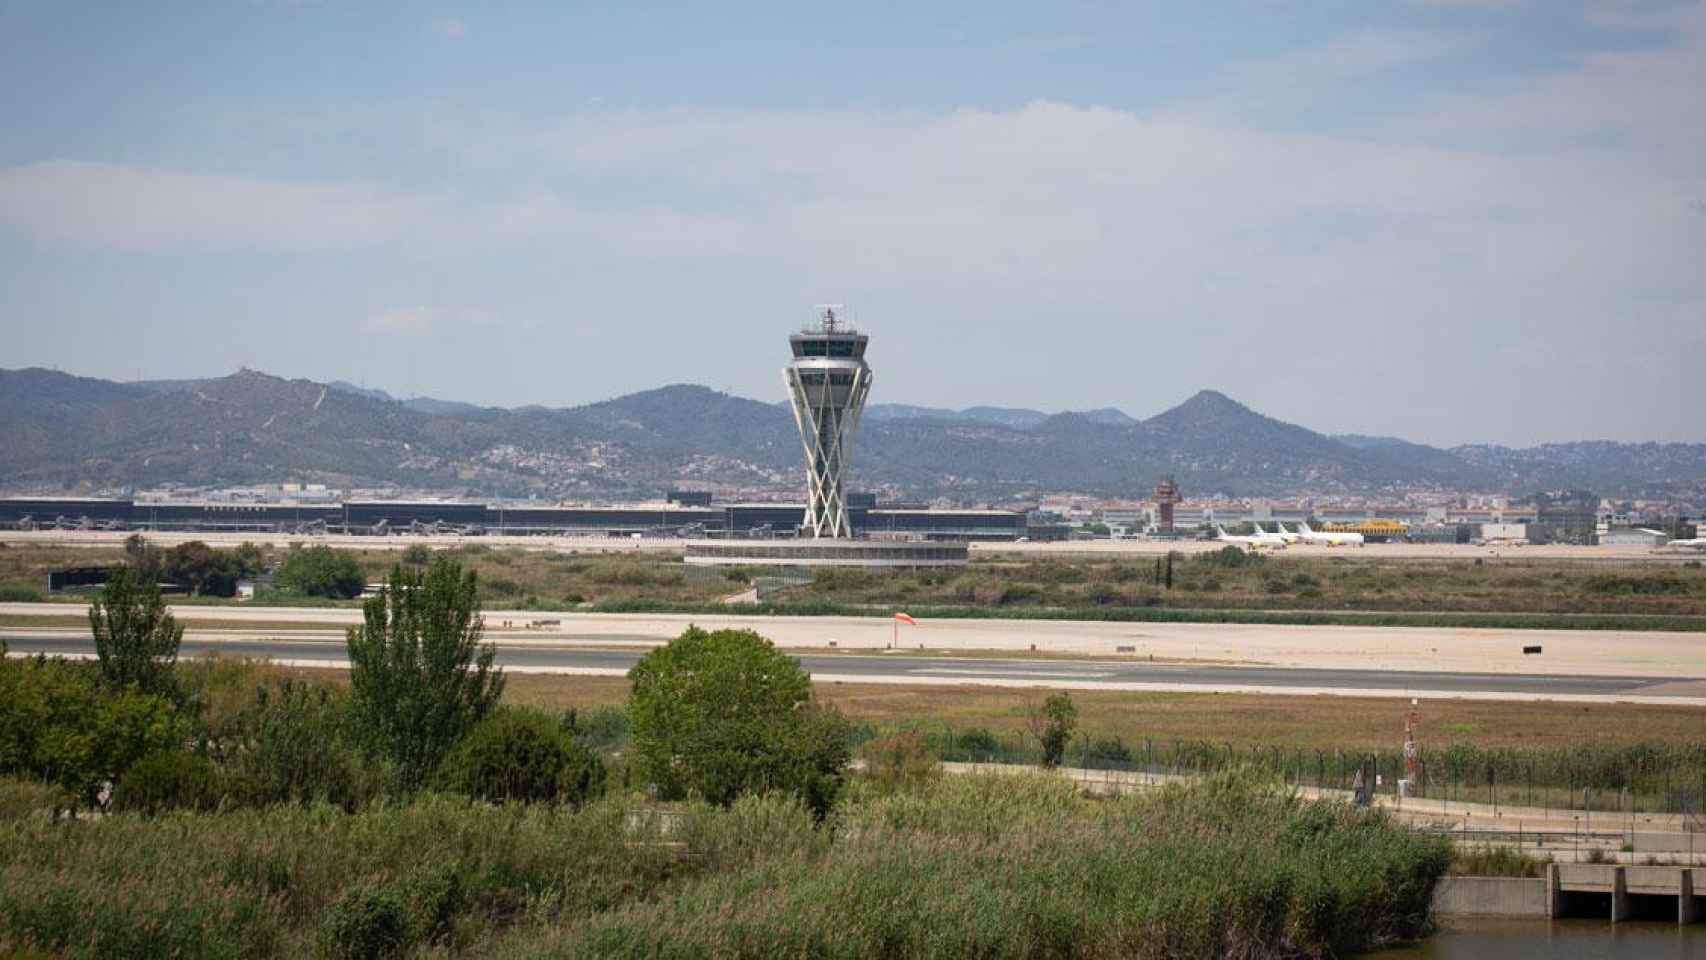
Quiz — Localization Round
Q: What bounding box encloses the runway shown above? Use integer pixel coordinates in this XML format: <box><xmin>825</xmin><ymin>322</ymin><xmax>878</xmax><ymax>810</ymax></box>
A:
<box><xmin>6</xmin><ymin>601</ymin><xmax>1706</xmax><ymax>697</ymax></box>
<box><xmin>7</xmin><ymin>632</ymin><xmax>1705</xmax><ymax>705</ymax></box>
<box><xmin>3</xmin><ymin>528</ymin><xmax>1699</xmax><ymax>562</ymax></box>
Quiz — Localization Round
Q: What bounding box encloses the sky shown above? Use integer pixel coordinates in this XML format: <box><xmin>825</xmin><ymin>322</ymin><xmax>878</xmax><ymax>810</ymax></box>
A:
<box><xmin>1</xmin><ymin>1</ymin><xmax>1703</xmax><ymax>447</ymax></box>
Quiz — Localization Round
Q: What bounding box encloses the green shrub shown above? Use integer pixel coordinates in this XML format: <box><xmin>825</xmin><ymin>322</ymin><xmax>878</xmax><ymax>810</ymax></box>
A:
<box><xmin>0</xmin><ymin>584</ymin><xmax>43</xmax><ymax>602</ymax></box>
<box><xmin>110</xmin><ymin>750</ymin><xmax>223</xmax><ymax>815</ymax></box>
<box><xmin>856</xmin><ymin>731</ymin><xmax>941</xmax><ymax>793</ymax></box>
<box><xmin>1200</xmin><ymin>545</ymin><xmax>1263</xmax><ymax>568</ymax></box>
<box><xmin>567</xmin><ymin>705</ymin><xmax>629</xmax><ymax>751</ymax></box>
<box><xmin>437</xmin><ymin>707</ymin><xmax>606</xmax><ymax>806</ymax></box>
<box><xmin>215</xmin><ymin>680</ymin><xmax>385</xmax><ymax>810</ymax></box>
<box><xmin>175</xmin><ymin>654</ymin><xmax>281</xmax><ymax>738</ymax></box>
<box><xmin>1029</xmin><ymin>691</ymin><xmax>1077</xmax><ymax>768</ymax></box>
<box><xmin>276</xmin><ymin>546</ymin><xmax>366</xmax><ymax>599</ymax></box>
<box><xmin>1087</xmin><ymin>736</ymin><xmax>1133</xmax><ymax>765</ymax></box>
<box><xmin>318</xmin><ymin>884</ymin><xmax>410</xmax><ymax>960</ymax></box>
<box><xmin>0</xmin><ymin>657</ymin><xmax>187</xmax><ymax>810</ymax></box>
<box><xmin>400</xmin><ymin>545</ymin><xmax>432</xmax><ymax>566</ymax></box>
<box><xmin>997</xmin><ymin>583</ymin><xmax>1044</xmax><ymax>605</ymax></box>
<box><xmin>628</xmin><ymin>626</ymin><xmax>852</xmax><ymax>818</ymax></box>
<box><xmin>949</xmin><ymin>726</ymin><xmax>1003</xmax><ymax>760</ymax></box>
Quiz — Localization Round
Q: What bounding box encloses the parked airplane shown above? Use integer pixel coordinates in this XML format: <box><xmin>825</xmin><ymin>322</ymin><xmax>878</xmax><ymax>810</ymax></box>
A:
<box><xmin>1297</xmin><ymin>521</ymin><xmax>1365</xmax><ymax>547</ymax></box>
<box><xmin>1216</xmin><ymin>525</ymin><xmax>1286</xmax><ymax>550</ymax></box>
<box><xmin>1266</xmin><ymin>522</ymin><xmax>1301</xmax><ymax>544</ymax></box>
<box><xmin>1665</xmin><ymin>531</ymin><xmax>1706</xmax><ymax>550</ymax></box>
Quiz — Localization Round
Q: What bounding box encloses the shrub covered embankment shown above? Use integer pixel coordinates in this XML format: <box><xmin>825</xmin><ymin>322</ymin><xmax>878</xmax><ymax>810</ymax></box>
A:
<box><xmin>0</xmin><ymin>773</ymin><xmax>1449</xmax><ymax>959</ymax></box>
<box><xmin>515</xmin><ymin>772</ymin><xmax>1450</xmax><ymax>958</ymax></box>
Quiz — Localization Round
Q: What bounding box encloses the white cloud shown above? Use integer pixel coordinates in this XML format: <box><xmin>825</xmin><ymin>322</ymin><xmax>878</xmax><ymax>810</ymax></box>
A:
<box><xmin>0</xmin><ymin>161</ymin><xmax>426</xmax><ymax>252</ymax></box>
<box><xmin>6</xmin><ymin>12</ymin><xmax>1703</xmax><ymax>442</ymax></box>
<box><xmin>432</xmin><ymin>18</ymin><xmax>466</xmax><ymax>39</ymax></box>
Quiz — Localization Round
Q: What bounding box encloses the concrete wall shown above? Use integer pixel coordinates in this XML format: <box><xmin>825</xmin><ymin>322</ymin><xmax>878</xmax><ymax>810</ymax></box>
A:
<box><xmin>1432</xmin><ymin>877</ymin><xmax>1551</xmax><ymax>918</ymax></box>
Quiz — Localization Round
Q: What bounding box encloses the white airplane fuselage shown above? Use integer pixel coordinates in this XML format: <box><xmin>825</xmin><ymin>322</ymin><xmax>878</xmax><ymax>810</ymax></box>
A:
<box><xmin>1298</xmin><ymin>522</ymin><xmax>1365</xmax><ymax>546</ymax></box>
<box><xmin>1217</xmin><ymin>525</ymin><xmax>1285</xmax><ymax>550</ymax></box>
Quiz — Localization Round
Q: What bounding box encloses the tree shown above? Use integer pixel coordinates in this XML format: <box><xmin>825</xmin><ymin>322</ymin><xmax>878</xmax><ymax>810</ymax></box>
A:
<box><xmin>124</xmin><ymin>532</ymin><xmax>164</xmax><ymax>584</ymax></box>
<box><xmin>1026</xmin><ymin>691</ymin><xmax>1078</xmax><ymax>768</ymax></box>
<box><xmin>277</xmin><ymin>545</ymin><xmax>366</xmax><ymax>599</ymax></box>
<box><xmin>231</xmin><ymin>541</ymin><xmax>267</xmax><ymax>578</ymax></box>
<box><xmin>345</xmin><ymin>559</ymin><xmax>504</xmax><ymax>785</ymax></box>
<box><xmin>89</xmin><ymin>566</ymin><xmax>183</xmax><ymax>695</ymax></box>
<box><xmin>0</xmin><ymin>657</ymin><xmax>186</xmax><ymax>811</ymax></box>
<box><xmin>211</xmin><ymin>679</ymin><xmax>383</xmax><ymax>810</ymax></box>
<box><xmin>163</xmin><ymin>541</ymin><xmax>244</xmax><ymax>597</ymax></box>
<box><xmin>628</xmin><ymin>626</ymin><xmax>851</xmax><ymax>817</ymax></box>
<box><xmin>436</xmin><ymin>707</ymin><xmax>606</xmax><ymax>805</ymax></box>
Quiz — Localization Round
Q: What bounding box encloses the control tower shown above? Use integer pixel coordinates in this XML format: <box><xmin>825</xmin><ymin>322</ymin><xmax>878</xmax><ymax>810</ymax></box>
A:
<box><xmin>784</xmin><ymin>305</ymin><xmax>871</xmax><ymax>538</ymax></box>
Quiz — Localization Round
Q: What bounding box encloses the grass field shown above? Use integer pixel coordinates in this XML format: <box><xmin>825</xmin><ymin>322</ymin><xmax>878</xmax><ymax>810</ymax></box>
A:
<box><xmin>50</xmin><ymin>657</ymin><xmax>1701</xmax><ymax>757</ymax></box>
<box><xmin>493</xmin><ymin>671</ymin><xmax>1706</xmax><ymax>753</ymax></box>
<box><xmin>6</xmin><ymin>539</ymin><xmax>1706</xmax><ymax>626</ymax></box>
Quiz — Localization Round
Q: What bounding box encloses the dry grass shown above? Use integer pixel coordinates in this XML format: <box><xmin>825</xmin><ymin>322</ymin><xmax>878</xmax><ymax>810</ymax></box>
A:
<box><xmin>7</xmin><ymin>541</ymin><xmax>1705</xmax><ymax>617</ymax></box>
<box><xmin>496</xmin><ymin>672</ymin><xmax>1706</xmax><ymax>752</ymax></box>
<box><xmin>0</xmin><ymin>542</ymin><xmax>745</xmax><ymax>609</ymax></box>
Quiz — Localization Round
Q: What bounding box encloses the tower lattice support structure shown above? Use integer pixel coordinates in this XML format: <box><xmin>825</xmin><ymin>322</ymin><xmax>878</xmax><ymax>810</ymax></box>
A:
<box><xmin>783</xmin><ymin>306</ymin><xmax>872</xmax><ymax>539</ymax></box>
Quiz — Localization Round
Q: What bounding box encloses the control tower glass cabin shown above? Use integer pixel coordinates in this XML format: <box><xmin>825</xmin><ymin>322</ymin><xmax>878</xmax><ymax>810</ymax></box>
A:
<box><xmin>783</xmin><ymin>306</ymin><xmax>871</xmax><ymax>538</ymax></box>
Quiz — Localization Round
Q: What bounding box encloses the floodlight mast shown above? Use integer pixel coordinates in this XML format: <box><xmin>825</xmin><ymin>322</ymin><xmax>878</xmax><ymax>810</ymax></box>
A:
<box><xmin>784</xmin><ymin>305</ymin><xmax>871</xmax><ymax>538</ymax></box>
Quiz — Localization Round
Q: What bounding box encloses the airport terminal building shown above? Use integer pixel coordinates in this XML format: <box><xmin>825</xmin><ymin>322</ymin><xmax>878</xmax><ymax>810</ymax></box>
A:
<box><xmin>0</xmin><ymin>496</ymin><xmax>1026</xmax><ymax>542</ymax></box>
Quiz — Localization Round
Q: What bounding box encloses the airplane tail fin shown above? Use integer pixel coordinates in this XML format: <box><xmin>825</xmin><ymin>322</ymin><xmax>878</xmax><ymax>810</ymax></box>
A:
<box><xmin>1299</xmin><ymin>521</ymin><xmax>1313</xmax><ymax>534</ymax></box>
<box><xmin>1216</xmin><ymin>525</ymin><xmax>1230</xmax><ymax>538</ymax></box>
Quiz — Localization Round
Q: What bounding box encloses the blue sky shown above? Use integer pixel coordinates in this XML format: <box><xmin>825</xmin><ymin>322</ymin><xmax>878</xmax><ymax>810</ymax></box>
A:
<box><xmin>2</xmin><ymin>1</ymin><xmax>1703</xmax><ymax>445</ymax></box>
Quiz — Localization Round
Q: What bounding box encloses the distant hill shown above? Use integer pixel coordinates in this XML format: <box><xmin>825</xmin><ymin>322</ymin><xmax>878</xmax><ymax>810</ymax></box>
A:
<box><xmin>2</xmin><ymin>367</ymin><xmax>1702</xmax><ymax>500</ymax></box>
<box><xmin>866</xmin><ymin>403</ymin><xmax>1136</xmax><ymax>429</ymax></box>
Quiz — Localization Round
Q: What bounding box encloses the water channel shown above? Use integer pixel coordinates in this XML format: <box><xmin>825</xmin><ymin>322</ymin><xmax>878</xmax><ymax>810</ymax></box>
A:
<box><xmin>1373</xmin><ymin>918</ymin><xmax>1706</xmax><ymax>958</ymax></box>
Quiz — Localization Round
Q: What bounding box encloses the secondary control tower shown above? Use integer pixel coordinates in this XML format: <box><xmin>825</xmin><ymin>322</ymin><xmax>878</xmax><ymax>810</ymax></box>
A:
<box><xmin>784</xmin><ymin>305</ymin><xmax>871</xmax><ymax>538</ymax></box>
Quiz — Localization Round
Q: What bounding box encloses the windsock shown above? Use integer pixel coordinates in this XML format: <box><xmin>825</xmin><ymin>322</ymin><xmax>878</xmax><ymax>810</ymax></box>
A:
<box><xmin>893</xmin><ymin>612</ymin><xmax>917</xmax><ymax>626</ymax></box>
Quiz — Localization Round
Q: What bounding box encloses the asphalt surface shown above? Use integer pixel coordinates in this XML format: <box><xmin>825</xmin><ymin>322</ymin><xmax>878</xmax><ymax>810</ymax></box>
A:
<box><xmin>4</xmin><ymin>633</ymin><xmax>1689</xmax><ymax>699</ymax></box>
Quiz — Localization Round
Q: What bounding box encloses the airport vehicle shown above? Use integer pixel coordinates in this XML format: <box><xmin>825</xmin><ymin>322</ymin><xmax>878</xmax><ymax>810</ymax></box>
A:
<box><xmin>1297</xmin><ymin>521</ymin><xmax>1365</xmax><ymax>547</ymax></box>
<box><xmin>1215</xmin><ymin>525</ymin><xmax>1285</xmax><ymax>550</ymax></box>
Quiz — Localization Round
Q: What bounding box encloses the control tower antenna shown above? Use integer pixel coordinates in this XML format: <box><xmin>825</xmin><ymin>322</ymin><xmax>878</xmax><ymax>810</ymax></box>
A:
<box><xmin>785</xmin><ymin>304</ymin><xmax>872</xmax><ymax>538</ymax></box>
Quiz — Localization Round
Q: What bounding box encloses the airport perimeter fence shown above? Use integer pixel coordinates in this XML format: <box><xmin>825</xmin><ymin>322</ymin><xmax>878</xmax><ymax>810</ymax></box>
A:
<box><xmin>874</xmin><ymin>725</ymin><xmax>1706</xmax><ymax>821</ymax></box>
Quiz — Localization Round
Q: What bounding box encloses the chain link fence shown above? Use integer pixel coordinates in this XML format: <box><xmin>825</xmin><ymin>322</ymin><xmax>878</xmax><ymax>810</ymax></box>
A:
<box><xmin>867</xmin><ymin>724</ymin><xmax>1706</xmax><ymax>822</ymax></box>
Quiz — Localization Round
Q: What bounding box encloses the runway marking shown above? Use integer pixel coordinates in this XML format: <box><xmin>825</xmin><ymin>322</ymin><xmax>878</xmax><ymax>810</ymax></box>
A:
<box><xmin>910</xmin><ymin>667</ymin><xmax>1116</xmax><ymax>679</ymax></box>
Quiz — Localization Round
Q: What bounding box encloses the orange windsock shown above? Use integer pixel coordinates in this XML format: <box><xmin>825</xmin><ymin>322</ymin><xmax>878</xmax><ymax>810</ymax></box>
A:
<box><xmin>893</xmin><ymin>612</ymin><xmax>917</xmax><ymax>626</ymax></box>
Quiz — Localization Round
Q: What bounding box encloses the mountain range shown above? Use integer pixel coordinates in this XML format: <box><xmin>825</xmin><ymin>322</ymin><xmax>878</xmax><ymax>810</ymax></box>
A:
<box><xmin>2</xmin><ymin>366</ymin><xmax>1703</xmax><ymax>502</ymax></box>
